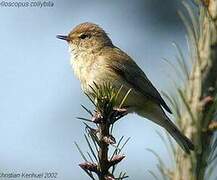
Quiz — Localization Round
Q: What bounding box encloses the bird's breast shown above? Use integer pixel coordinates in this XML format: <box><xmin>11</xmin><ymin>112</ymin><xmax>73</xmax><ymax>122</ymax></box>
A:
<box><xmin>70</xmin><ymin>51</ymin><xmax>98</xmax><ymax>92</ymax></box>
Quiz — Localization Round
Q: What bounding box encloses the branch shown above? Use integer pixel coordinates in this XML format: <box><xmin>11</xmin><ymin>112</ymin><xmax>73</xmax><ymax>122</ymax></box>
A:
<box><xmin>75</xmin><ymin>83</ymin><xmax>130</xmax><ymax>180</ymax></box>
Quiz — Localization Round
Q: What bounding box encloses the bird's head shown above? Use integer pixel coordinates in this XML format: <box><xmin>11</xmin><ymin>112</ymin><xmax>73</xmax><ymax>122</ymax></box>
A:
<box><xmin>57</xmin><ymin>22</ymin><xmax>113</xmax><ymax>53</ymax></box>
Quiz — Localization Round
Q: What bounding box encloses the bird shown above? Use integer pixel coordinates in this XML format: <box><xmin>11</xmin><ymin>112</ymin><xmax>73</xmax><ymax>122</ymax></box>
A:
<box><xmin>57</xmin><ymin>22</ymin><xmax>194</xmax><ymax>153</ymax></box>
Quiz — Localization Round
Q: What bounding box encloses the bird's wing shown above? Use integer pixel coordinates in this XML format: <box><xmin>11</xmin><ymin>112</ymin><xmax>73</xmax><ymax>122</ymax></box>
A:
<box><xmin>105</xmin><ymin>47</ymin><xmax>172</xmax><ymax>114</ymax></box>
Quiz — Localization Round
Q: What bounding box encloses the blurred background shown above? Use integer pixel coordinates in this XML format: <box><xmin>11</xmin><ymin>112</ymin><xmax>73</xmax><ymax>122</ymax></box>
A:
<box><xmin>0</xmin><ymin>0</ymin><xmax>189</xmax><ymax>179</ymax></box>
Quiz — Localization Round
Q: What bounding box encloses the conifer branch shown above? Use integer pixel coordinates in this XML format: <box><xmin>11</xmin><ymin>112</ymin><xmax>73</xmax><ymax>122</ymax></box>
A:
<box><xmin>75</xmin><ymin>83</ymin><xmax>130</xmax><ymax>180</ymax></box>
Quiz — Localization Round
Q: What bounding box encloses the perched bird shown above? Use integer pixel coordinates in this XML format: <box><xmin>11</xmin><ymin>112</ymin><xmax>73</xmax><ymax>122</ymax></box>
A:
<box><xmin>57</xmin><ymin>22</ymin><xmax>194</xmax><ymax>153</ymax></box>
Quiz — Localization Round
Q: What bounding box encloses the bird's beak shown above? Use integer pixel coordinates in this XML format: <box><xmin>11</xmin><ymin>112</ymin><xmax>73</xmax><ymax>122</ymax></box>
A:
<box><xmin>56</xmin><ymin>35</ymin><xmax>69</xmax><ymax>42</ymax></box>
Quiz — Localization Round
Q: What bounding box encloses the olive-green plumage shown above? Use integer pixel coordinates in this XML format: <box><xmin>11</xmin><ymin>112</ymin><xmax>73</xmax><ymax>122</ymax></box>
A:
<box><xmin>57</xmin><ymin>22</ymin><xmax>194</xmax><ymax>153</ymax></box>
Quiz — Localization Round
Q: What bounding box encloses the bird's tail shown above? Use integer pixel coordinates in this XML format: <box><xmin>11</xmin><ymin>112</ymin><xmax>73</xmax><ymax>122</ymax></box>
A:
<box><xmin>165</xmin><ymin>120</ymin><xmax>194</xmax><ymax>154</ymax></box>
<box><xmin>137</xmin><ymin>105</ymin><xmax>194</xmax><ymax>153</ymax></box>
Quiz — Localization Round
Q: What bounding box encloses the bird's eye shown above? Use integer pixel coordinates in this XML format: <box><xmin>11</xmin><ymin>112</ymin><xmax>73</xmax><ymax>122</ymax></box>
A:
<box><xmin>79</xmin><ymin>34</ymin><xmax>89</xmax><ymax>39</ymax></box>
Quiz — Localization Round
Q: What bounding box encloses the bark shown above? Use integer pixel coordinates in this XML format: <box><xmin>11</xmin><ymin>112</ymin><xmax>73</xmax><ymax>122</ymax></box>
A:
<box><xmin>98</xmin><ymin>122</ymin><xmax>110</xmax><ymax>180</ymax></box>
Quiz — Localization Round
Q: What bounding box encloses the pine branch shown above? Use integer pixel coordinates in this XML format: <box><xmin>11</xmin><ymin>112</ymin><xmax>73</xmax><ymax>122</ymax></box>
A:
<box><xmin>157</xmin><ymin>1</ymin><xmax>217</xmax><ymax>180</ymax></box>
<box><xmin>75</xmin><ymin>83</ymin><xmax>130</xmax><ymax>180</ymax></box>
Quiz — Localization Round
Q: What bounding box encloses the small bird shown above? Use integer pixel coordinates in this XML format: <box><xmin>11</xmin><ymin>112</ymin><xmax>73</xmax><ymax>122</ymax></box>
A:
<box><xmin>57</xmin><ymin>22</ymin><xmax>194</xmax><ymax>153</ymax></box>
